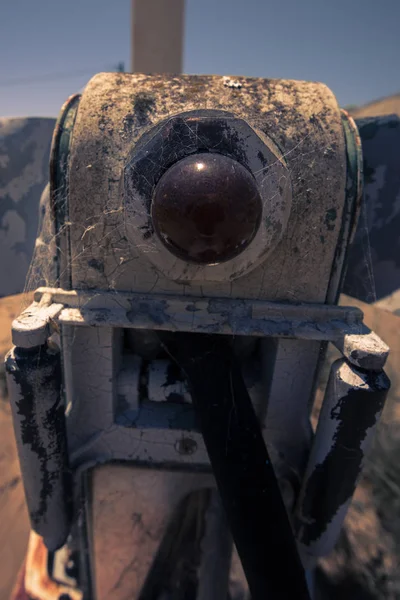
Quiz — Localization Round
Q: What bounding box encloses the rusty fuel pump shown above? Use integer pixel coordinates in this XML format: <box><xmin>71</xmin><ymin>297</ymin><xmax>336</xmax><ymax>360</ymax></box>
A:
<box><xmin>6</xmin><ymin>73</ymin><xmax>390</xmax><ymax>600</ymax></box>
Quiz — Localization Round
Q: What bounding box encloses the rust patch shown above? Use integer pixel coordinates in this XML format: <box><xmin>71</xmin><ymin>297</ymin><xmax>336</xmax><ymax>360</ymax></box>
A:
<box><xmin>21</xmin><ymin>531</ymin><xmax>82</xmax><ymax>600</ymax></box>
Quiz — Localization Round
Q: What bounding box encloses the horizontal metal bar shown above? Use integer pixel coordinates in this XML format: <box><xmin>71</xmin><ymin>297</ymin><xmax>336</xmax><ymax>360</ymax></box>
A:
<box><xmin>69</xmin><ymin>424</ymin><xmax>209</xmax><ymax>470</ymax></box>
<box><xmin>57</xmin><ymin>306</ymin><xmax>361</xmax><ymax>341</ymax></box>
<box><xmin>12</xmin><ymin>292</ymin><xmax>63</xmax><ymax>348</ymax></box>
<box><xmin>31</xmin><ymin>287</ymin><xmax>365</xmax><ymax>342</ymax></box>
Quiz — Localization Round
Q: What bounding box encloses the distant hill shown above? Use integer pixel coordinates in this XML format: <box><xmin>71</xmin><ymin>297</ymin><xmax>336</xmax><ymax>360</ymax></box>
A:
<box><xmin>348</xmin><ymin>93</ymin><xmax>400</xmax><ymax>118</ymax></box>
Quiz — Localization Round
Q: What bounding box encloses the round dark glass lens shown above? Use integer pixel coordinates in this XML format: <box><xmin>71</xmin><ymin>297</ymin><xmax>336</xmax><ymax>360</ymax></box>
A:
<box><xmin>151</xmin><ymin>153</ymin><xmax>262</xmax><ymax>264</ymax></box>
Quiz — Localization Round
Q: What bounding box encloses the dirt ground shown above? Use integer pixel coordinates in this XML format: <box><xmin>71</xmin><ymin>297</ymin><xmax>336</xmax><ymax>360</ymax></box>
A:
<box><xmin>0</xmin><ymin>291</ymin><xmax>399</xmax><ymax>599</ymax></box>
<box><xmin>350</xmin><ymin>94</ymin><xmax>400</xmax><ymax>119</ymax></box>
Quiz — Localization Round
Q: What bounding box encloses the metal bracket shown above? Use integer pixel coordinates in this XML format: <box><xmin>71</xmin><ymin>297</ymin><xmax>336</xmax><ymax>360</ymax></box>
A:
<box><xmin>11</xmin><ymin>287</ymin><xmax>388</xmax><ymax>371</ymax></box>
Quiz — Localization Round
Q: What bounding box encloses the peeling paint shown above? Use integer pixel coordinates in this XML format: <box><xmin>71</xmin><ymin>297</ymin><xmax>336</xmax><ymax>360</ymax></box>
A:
<box><xmin>64</xmin><ymin>72</ymin><xmax>346</xmax><ymax>300</ymax></box>
<box><xmin>296</xmin><ymin>361</ymin><xmax>390</xmax><ymax>555</ymax></box>
<box><xmin>5</xmin><ymin>344</ymin><xmax>71</xmax><ymax>551</ymax></box>
<box><xmin>127</xmin><ymin>298</ymin><xmax>171</xmax><ymax>326</ymax></box>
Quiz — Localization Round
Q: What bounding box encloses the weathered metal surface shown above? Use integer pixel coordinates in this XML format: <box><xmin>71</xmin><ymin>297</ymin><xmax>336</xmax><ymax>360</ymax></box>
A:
<box><xmin>90</xmin><ymin>465</ymin><xmax>214</xmax><ymax>600</ymax></box>
<box><xmin>123</xmin><ymin>110</ymin><xmax>292</xmax><ymax>282</ymax></box>
<box><xmin>62</xmin><ymin>324</ymin><xmax>208</xmax><ymax>468</ymax></box>
<box><xmin>63</xmin><ymin>73</ymin><xmax>347</xmax><ymax>304</ymax></box>
<box><xmin>4</xmin><ymin>73</ymin><xmax>374</xmax><ymax>599</ymax></box>
<box><xmin>49</xmin><ymin>94</ymin><xmax>81</xmax><ymax>290</ymax></box>
<box><xmin>23</xmin><ymin>110</ymin><xmax>400</xmax><ymax>311</ymax></box>
<box><xmin>2</xmin><ymin>293</ymin><xmax>398</xmax><ymax>598</ymax></box>
<box><xmin>88</xmin><ymin>472</ymin><xmax>267</xmax><ymax>600</ymax></box>
<box><xmin>14</xmin><ymin>281</ymin><xmax>390</xmax><ymax>538</ymax></box>
<box><xmin>0</xmin><ymin>117</ymin><xmax>55</xmax><ymax>298</ymax></box>
<box><xmin>17</xmin><ymin>286</ymin><xmax>365</xmax><ymax>342</ymax></box>
<box><xmin>116</xmin><ymin>355</ymin><xmax>191</xmax><ymax>425</ymax></box>
<box><xmin>58</xmin><ymin>299</ymin><xmax>364</xmax><ymax>340</ymax></box>
<box><xmin>343</xmin><ymin>115</ymin><xmax>400</xmax><ymax>303</ymax></box>
<box><xmin>11</xmin><ymin>293</ymin><xmax>63</xmax><ymax>348</ymax></box>
<box><xmin>5</xmin><ymin>343</ymin><xmax>71</xmax><ymax>551</ymax></box>
<box><xmin>333</xmin><ymin>326</ymin><xmax>389</xmax><ymax>371</ymax></box>
<box><xmin>115</xmin><ymin>354</ymin><xmax>141</xmax><ymax>422</ymax></box>
<box><xmin>146</xmin><ymin>358</ymin><xmax>191</xmax><ymax>404</ymax></box>
<box><xmin>0</xmin><ymin>293</ymin><xmax>33</xmax><ymax>398</ymax></box>
<box><xmin>296</xmin><ymin>359</ymin><xmax>390</xmax><ymax>566</ymax></box>
<box><xmin>262</xmin><ymin>338</ymin><xmax>322</xmax><ymax>500</ymax></box>
<box><xmin>325</xmin><ymin>110</ymin><xmax>363</xmax><ymax>303</ymax></box>
<box><xmin>9</xmin><ymin>294</ymin><xmax>346</xmax><ymax>488</ymax></box>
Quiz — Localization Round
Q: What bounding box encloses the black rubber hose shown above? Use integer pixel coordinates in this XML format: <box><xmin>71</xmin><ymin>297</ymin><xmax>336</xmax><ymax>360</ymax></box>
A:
<box><xmin>163</xmin><ymin>333</ymin><xmax>311</xmax><ymax>600</ymax></box>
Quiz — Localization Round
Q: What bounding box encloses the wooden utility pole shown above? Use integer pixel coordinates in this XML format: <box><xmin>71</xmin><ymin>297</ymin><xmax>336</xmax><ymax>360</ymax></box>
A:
<box><xmin>131</xmin><ymin>0</ymin><xmax>185</xmax><ymax>73</ymax></box>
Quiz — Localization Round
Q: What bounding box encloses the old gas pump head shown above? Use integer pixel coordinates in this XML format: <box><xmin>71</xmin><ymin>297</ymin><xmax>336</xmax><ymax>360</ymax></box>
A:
<box><xmin>6</xmin><ymin>73</ymin><xmax>390</xmax><ymax>600</ymax></box>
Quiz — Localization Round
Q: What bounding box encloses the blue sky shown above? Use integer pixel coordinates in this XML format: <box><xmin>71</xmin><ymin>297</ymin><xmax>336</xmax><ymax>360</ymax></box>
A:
<box><xmin>0</xmin><ymin>0</ymin><xmax>399</xmax><ymax>117</ymax></box>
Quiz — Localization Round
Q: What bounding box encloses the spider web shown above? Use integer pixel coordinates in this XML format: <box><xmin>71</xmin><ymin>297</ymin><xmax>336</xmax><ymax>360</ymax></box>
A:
<box><xmin>22</xmin><ymin>111</ymin><xmax>376</xmax><ymax>306</ymax></box>
<box><xmin>16</xmin><ymin>103</ymin><xmax>386</xmax><ymax>600</ymax></box>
